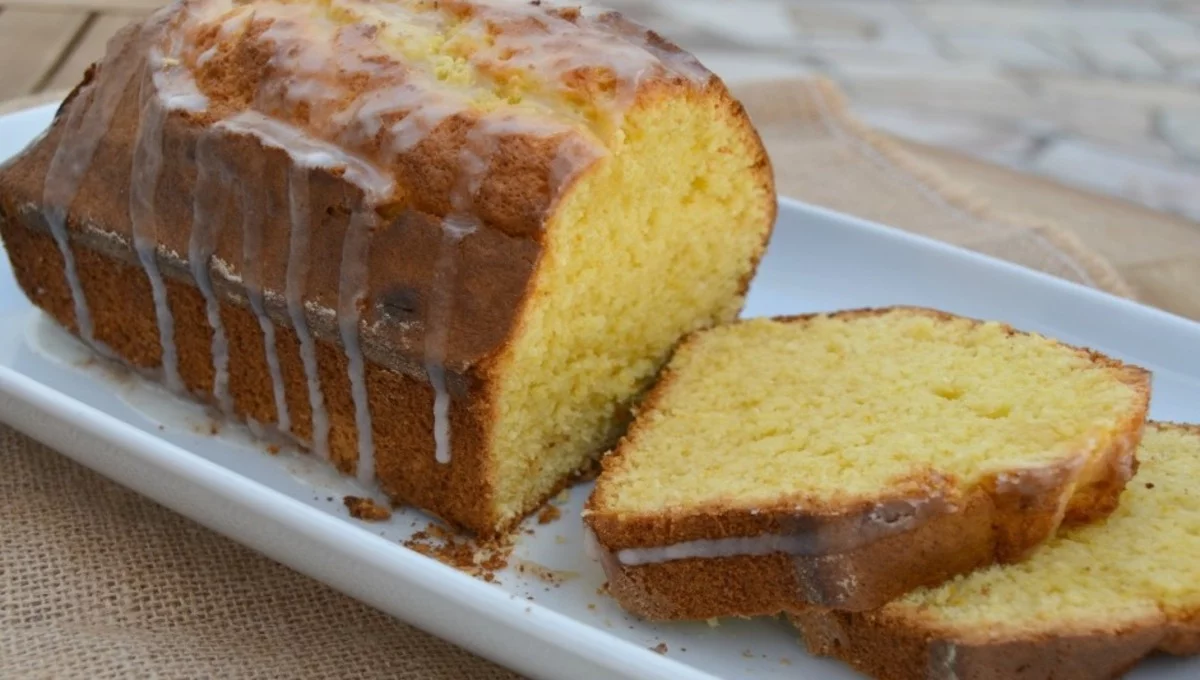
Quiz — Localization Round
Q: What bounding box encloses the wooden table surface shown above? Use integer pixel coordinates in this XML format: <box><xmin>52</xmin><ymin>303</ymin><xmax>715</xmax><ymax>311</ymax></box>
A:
<box><xmin>0</xmin><ymin>2</ymin><xmax>154</xmax><ymax>102</ymax></box>
<box><xmin>1</xmin><ymin>0</ymin><xmax>1197</xmax><ymax>321</ymax></box>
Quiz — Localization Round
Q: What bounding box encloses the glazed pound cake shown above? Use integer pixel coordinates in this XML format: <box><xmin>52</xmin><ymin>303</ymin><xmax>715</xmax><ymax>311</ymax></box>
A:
<box><xmin>792</xmin><ymin>422</ymin><xmax>1200</xmax><ymax>680</ymax></box>
<box><xmin>0</xmin><ymin>0</ymin><xmax>776</xmax><ymax>535</ymax></box>
<box><xmin>584</xmin><ymin>308</ymin><xmax>1150</xmax><ymax>620</ymax></box>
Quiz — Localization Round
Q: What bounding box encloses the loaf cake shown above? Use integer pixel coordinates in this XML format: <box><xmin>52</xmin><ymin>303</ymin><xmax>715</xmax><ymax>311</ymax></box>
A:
<box><xmin>584</xmin><ymin>307</ymin><xmax>1150</xmax><ymax>620</ymax></box>
<box><xmin>0</xmin><ymin>0</ymin><xmax>776</xmax><ymax>535</ymax></box>
<box><xmin>792</xmin><ymin>422</ymin><xmax>1200</xmax><ymax>680</ymax></box>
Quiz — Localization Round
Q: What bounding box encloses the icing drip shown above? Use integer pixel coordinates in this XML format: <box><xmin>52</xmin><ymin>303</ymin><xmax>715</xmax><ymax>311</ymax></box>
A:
<box><xmin>929</xmin><ymin>641</ymin><xmax>960</xmax><ymax>680</ymax></box>
<box><xmin>285</xmin><ymin>166</ymin><xmax>330</xmax><ymax>459</ymax></box>
<box><xmin>215</xmin><ymin>112</ymin><xmax>394</xmax><ymax>200</ymax></box>
<box><xmin>608</xmin><ymin>496</ymin><xmax>949</xmax><ymax>567</ymax></box>
<box><xmin>422</xmin><ymin>113</ymin><xmax>587</xmax><ymax>465</ymax></box>
<box><xmin>215</xmin><ymin>112</ymin><xmax>391</xmax><ymax>472</ymax></box>
<box><xmin>190</xmin><ymin>133</ymin><xmax>233</xmax><ymax>413</ymax></box>
<box><xmin>239</xmin><ymin>179</ymin><xmax>292</xmax><ymax>434</ymax></box>
<box><xmin>338</xmin><ymin>209</ymin><xmax>377</xmax><ymax>485</ymax></box>
<box><xmin>130</xmin><ymin>65</ymin><xmax>183</xmax><ymax>393</ymax></box>
<box><xmin>41</xmin><ymin>54</ymin><xmax>138</xmax><ymax>348</ymax></box>
<box><xmin>424</xmin><ymin>214</ymin><xmax>479</xmax><ymax>466</ymax></box>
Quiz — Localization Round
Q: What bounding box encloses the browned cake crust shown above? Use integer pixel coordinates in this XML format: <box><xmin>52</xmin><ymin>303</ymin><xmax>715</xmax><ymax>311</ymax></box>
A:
<box><xmin>0</xmin><ymin>3</ymin><xmax>774</xmax><ymax>536</ymax></box>
<box><xmin>789</xmin><ymin>606</ymin><xmax>1200</xmax><ymax>680</ymax></box>
<box><xmin>584</xmin><ymin>309</ymin><xmax>1151</xmax><ymax>620</ymax></box>
<box><xmin>787</xmin><ymin>423</ymin><xmax>1200</xmax><ymax>680</ymax></box>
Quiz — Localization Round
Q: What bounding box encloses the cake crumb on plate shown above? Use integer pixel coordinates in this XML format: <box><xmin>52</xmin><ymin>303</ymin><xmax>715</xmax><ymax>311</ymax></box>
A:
<box><xmin>536</xmin><ymin>504</ymin><xmax>561</xmax><ymax>524</ymax></box>
<box><xmin>343</xmin><ymin>496</ymin><xmax>392</xmax><ymax>522</ymax></box>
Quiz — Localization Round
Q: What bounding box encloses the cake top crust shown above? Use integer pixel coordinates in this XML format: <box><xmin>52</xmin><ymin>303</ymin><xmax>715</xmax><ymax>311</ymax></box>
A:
<box><xmin>140</xmin><ymin>0</ymin><xmax>713</xmax><ymax>207</ymax></box>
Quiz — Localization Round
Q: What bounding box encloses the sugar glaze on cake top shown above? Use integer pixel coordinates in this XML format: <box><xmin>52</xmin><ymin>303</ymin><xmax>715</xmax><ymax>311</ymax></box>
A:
<box><xmin>42</xmin><ymin>0</ymin><xmax>717</xmax><ymax>485</ymax></box>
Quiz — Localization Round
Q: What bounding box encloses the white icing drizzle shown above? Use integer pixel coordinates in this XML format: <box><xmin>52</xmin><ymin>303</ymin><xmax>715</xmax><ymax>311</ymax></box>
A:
<box><xmin>338</xmin><ymin>208</ymin><xmax>377</xmax><ymax>485</ymax></box>
<box><xmin>427</xmin><ymin>114</ymin><xmax>585</xmax><ymax>465</ymax></box>
<box><xmin>215</xmin><ymin>112</ymin><xmax>394</xmax><ymax>199</ymax></box>
<box><xmin>239</xmin><ymin>178</ymin><xmax>292</xmax><ymax>434</ymax></box>
<box><xmin>424</xmin><ymin>214</ymin><xmax>478</xmax><ymax>466</ymax></box>
<box><xmin>189</xmin><ymin>132</ymin><xmax>233</xmax><ymax>413</ymax></box>
<box><xmin>610</xmin><ymin>497</ymin><xmax>945</xmax><ymax>566</ymax></box>
<box><xmin>615</xmin><ymin>534</ymin><xmax>827</xmax><ymax>567</ymax></box>
<box><xmin>285</xmin><ymin>165</ymin><xmax>331</xmax><ymax>460</ymax></box>
<box><xmin>41</xmin><ymin>51</ymin><xmax>139</xmax><ymax>348</ymax></box>
<box><xmin>341</xmin><ymin>82</ymin><xmax>465</xmax><ymax>155</ymax></box>
<box><xmin>130</xmin><ymin>60</ymin><xmax>184</xmax><ymax>393</ymax></box>
<box><xmin>929</xmin><ymin>641</ymin><xmax>960</xmax><ymax>680</ymax></box>
<box><xmin>214</xmin><ymin>112</ymin><xmax>392</xmax><ymax>474</ymax></box>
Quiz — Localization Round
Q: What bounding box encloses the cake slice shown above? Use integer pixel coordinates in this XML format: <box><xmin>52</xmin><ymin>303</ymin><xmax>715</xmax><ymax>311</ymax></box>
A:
<box><xmin>0</xmin><ymin>0</ymin><xmax>775</xmax><ymax>535</ymax></box>
<box><xmin>791</xmin><ymin>422</ymin><xmax>1200</xmax><ymax>680</ymax></box>
<box><xmin>583</xmin><ymin>308</ymin><xmax>1150</xmax><ymax>620</ymax></box>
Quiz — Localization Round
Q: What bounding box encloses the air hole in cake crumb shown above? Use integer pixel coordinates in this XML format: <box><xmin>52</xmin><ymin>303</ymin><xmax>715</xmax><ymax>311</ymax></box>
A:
<box><xmin>976</xmin><ymin>404</ymin><xmax>1013</xmax><ymax>419</ymax></box>
<box><xmin>932</xmin><ymin>385</ymin><xmax>965</xmax><ymax>400</ymax></box>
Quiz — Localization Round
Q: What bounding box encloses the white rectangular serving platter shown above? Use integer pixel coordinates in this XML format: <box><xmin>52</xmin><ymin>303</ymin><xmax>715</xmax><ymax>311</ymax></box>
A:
<box><xmin>1</xmin><ymin>102</ymin><xmax>1198</xmax><ymax>680</ymax></box>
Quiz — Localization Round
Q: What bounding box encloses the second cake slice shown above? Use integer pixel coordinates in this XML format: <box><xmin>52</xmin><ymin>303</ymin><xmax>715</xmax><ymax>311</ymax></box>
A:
<box><xmin>583</xmin><ymin>307</ymin><xmax>1149</xmax><ymax>620</ymax></box>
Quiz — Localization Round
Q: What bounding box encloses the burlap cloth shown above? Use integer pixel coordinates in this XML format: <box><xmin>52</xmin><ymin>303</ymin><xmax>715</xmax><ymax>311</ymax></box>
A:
<box><xmin>0</xmin><ymin>78</ymin><xmax>1169</xmax><ymax>678</ymax></box>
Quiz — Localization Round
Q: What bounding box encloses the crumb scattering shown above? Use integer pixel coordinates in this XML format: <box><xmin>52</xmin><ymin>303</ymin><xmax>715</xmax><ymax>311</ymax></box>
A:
<box><xmin>402</xmin><ymin>523</ymin><xmax>514</xmax><ymax>581</ymax></box>
<box><xmin>343</xmin><ymin>496</ymin><xmax>392</xmax><ymax>522</ymax></box>
<box><xmin>650</xmin><ymin>642</ymin><xmax>668</xmax><ymax>654</ymax></box>
<box><xmin>266</xmin><ymin>444</ymin><xmax>281</xmax><ymax>455</ymax></box>
<box><xmin>515</xmin><ymin>559</ymin><xmax>579</xmax><ymax>586</ymax></box>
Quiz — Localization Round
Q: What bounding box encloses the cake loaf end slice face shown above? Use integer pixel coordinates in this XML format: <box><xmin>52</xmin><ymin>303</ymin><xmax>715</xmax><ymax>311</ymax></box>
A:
<box><xmin>583</xmin><ymin>307</ymin><xmax>1150</xmax><ymax>620</ymax></box>
<box><xmin>791</xmin><ymin>422</ymin><xmax>1200</xmax><ymax>680</ymax></box>
<box><xmin>0</xmin><ymin>0</ymin><xmax>776</xmax><ymax>535</ymax></box>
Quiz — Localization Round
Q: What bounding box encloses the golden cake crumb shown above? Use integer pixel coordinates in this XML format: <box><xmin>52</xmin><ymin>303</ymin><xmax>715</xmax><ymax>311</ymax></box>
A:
<box><xmin>650</xmin><ymin>643</ymin><xmax>668</xmax><ymax>654</ymax></box>
<box><xmin>343</xmin><ymin>496</ymin><xmax>392</xmax><ymax>522</ymax></box>
<box><xmin>403</xmin><ymin>523</ymin><xmax>514</xmax><ymax>580</ymax></box>
<box><xmin>536</xmin><ymin>504</ymin><xmax>561</xmax><ymax>524</ymax></box>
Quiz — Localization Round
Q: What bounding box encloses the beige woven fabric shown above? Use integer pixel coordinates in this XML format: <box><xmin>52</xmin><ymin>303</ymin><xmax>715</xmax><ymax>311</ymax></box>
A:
<box><xmin>0</xmin><ymin>77</ymin><xmax>1137</xmax><ymax>679</ymax></box>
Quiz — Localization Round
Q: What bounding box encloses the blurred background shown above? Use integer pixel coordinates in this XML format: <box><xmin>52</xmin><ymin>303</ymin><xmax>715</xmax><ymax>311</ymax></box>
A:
<box><xmin>604</xmin><ymin>0</ymin><xmax>1200</xmax><ymax>224</ymax></box>
<box><xmin>1</xmin><ymin>0</ymin><xmax>1198</xmax><ymax>222</ymax></box>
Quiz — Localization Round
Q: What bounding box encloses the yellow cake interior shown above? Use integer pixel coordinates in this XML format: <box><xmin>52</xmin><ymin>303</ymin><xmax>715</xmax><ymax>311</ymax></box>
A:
<box><xmin>598</xmin><ymin>310</ymin><xmax>1143</xmax><ymax>515</ymax></box>
<box><xmin>892</xmin><ymin>424</ymin><xmax>1200</xmax><ymax>636</ymax></box>
<box><xmin>489</xmin><ymin>92</ymin><xmax>773</xmax><ymax>523</ymax></box>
